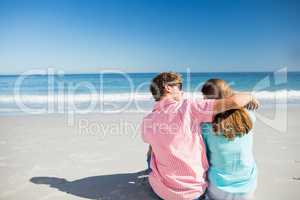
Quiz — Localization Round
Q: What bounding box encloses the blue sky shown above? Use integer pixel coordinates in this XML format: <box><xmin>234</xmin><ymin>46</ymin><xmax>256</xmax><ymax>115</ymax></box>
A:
<box><xmin>0</xmin><ymin>0</ymin><xmax>299</xmax><ymax>74</ymax></box>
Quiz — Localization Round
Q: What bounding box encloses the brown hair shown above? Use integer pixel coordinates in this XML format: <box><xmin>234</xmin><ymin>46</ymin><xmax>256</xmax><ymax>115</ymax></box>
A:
<box><xmin>201</xmin><ymin>79</ymin><xmax>253</xmax><ymax>140</ymax></box>
<box><xmin>150</xmin><ymin>72</ymin><xmax>182</xmax><ymax>101</ymax></box>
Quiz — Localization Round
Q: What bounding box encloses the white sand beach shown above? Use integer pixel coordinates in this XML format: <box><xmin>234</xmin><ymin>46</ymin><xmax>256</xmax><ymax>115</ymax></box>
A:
<box><xmin>0</xmin><ymin>106</ymin><xmax>300</xmax><ymax>200</ymax></box>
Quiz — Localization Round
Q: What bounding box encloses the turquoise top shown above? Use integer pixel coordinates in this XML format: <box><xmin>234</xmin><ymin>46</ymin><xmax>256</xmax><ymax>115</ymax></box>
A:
<box><xmin>201</xmin><ymin>110</ymin><xmax>257</xmax><ymax>194</ymax></box>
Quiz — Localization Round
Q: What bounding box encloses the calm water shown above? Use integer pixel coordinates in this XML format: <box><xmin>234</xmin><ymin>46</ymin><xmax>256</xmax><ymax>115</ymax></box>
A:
<box><xmin>0</xmin><ymin>72</ymin><xmax>299</xmax><ymax>114</ymax></box>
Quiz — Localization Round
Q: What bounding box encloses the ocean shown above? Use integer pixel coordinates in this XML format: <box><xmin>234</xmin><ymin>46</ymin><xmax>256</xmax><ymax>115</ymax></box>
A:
<box><xmin>0</xmin><ymin>71</ymin><xmax>299</xmax><ymax>114</ymax></box>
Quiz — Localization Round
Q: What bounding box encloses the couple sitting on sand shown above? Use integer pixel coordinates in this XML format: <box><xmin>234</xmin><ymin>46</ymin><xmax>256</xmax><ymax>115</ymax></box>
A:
<box><xmin>141</xmin><ymin>72</ymin><xmax>259</xmax><ymax>200</ymax></box>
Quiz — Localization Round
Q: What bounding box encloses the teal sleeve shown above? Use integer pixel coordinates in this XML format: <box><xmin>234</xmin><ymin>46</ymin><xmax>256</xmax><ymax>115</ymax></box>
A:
<box><xmin>201</xmin><ymin>123</ymin><xmax>209</xmax><ymax>139</ymax></box>
<box><xmin>201</xmin><ymin>123</ymin><xmax>210</xmax><ymax>161</ymax></box>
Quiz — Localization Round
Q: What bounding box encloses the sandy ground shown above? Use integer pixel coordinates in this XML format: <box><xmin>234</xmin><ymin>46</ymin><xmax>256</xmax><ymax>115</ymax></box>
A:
<box><xmin>0</xmin><ymin>106</ymin><xmax>300</xmax><ymax>200</ymax></box>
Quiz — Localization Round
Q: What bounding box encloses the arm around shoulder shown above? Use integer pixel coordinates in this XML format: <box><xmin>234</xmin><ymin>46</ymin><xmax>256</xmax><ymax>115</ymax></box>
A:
<box><xmin>213</xmin><ymin>93</ymin><xmax>259</xmax><ymax>114</ymax></box>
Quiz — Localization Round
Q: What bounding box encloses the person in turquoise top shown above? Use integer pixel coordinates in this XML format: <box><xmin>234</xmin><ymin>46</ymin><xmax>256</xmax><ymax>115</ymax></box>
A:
<box><xmin>201</xmin><ymin>79</ymin><xmax>258</xmax><ymax>200</ymax></box>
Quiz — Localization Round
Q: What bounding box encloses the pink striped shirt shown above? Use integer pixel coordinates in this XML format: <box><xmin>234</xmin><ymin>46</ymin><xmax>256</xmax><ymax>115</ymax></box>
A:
<box><xmin>141</xmin><ymin>98</ymin><xmax>215</xmax><ymax>200</ymax></box>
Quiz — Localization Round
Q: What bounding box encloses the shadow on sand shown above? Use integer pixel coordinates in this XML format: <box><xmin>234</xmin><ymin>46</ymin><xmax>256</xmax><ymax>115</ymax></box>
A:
<box><xmin>30</xmin><ymin>170</ymin><xmax>159</xmax><ymax>200</ymax></box>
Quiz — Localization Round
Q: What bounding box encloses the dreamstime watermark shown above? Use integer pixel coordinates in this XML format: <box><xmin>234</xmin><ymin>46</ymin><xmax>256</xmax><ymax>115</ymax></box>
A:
<box><xmin>11</xmin><ymin>67</ymin><xmax>289</xmax><ymax>132</ymax></box>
